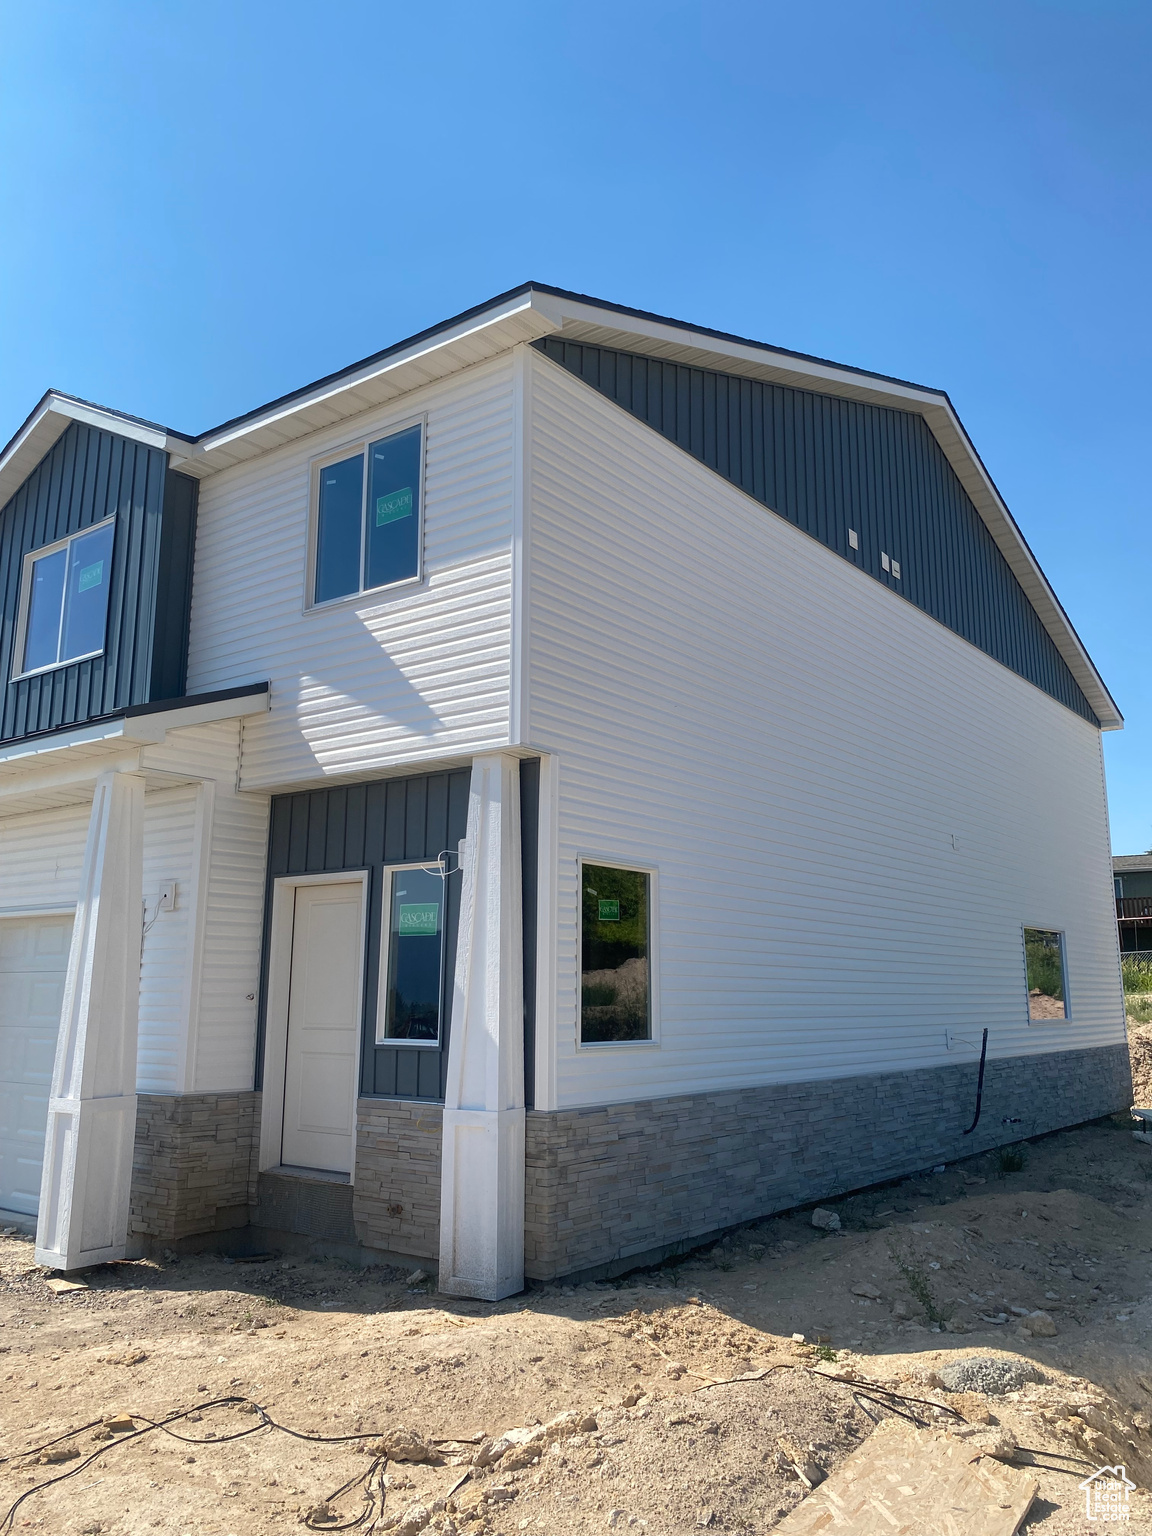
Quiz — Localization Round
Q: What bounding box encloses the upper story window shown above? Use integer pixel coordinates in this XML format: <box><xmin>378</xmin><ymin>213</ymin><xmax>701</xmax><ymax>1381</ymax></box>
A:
<box><xmin>15</xmin><ymin>519</ymin><xmax>116</xmax><ymax>678</ymax></box>
<box><xmin>311</xmin><ymin>422</ymin><xmax>424</xmax><ymax>606</ymax></box>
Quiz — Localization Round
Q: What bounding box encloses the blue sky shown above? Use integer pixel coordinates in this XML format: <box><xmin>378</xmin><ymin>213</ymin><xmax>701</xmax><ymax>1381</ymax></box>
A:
<box><xmin>1</xmin><ymin>1</ymin><xmax>1148</xmax><ymax>849</ymax></box>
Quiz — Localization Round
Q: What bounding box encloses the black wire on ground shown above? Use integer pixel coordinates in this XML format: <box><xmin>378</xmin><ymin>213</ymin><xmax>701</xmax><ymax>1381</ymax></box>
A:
<box><xmin>0</xmin><ymin>1396</ymin><xmax>398</xmax><ymax>1533</ymax></box>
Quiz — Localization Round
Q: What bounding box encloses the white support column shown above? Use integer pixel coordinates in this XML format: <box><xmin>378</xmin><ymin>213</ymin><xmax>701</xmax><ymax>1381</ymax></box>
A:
<box><xmin>438</xmin><ymin>752</ymin><xmax>525</xmax><ymax>1299</ymax></box>
<box><xmin>35</xmin><ymin>770</ymin><xmax>145</xmax><ymax>1271</ymax></box>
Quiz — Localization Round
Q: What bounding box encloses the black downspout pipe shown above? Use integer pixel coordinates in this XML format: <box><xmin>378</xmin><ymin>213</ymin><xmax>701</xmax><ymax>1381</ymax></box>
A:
<box><xmin>962</xmin><ymin>1028</ymin><xmax>989</xmax><ymax>1136</ymax></box>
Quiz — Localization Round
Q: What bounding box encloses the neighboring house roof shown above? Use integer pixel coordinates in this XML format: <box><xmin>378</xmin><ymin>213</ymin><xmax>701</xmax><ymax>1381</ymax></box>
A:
<box><xmin>0</xmin><ymin>282</ymin><xmax>1122</xmax><ymax>731</ymax></box>
<box><xmin>1114</xmin><ymin>855</ymin><xmax>1152</xmax><ymax>872</ymax></box>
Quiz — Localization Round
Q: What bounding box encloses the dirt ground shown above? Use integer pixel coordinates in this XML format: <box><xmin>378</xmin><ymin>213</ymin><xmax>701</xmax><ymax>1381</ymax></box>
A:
<box><xmin>4</xmin><ymin>1041</ymin><xmax>1152</xmax><ymax>1533</ymax></box>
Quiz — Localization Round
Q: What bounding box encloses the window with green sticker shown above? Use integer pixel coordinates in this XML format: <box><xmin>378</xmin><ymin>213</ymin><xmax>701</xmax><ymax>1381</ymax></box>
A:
<box><xmin>18</xmin><ymin>519</ymin><xmax>115</xmax><ymax>676</ymax></box>
<box><xmin>580</xmin><ymin>864</ymin><xmax>651</xmax><ymax>1044</ymax></box>
<box><xmin>313</xmin><ymin>423</ymin><xmax>423</xmax><ymax>605</ymax></box>
<box><xmin>380</xmin><ymin>866</ymin><xmax>444</xmax><ymax>1043</ymax></box>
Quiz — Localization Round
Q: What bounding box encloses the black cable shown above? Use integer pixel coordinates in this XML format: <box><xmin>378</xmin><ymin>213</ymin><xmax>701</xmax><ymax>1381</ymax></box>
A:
<box><xmin>0</xmin><ymin>1396</ymin><xmax>396</xmax><ymax>1533</ymax></box>
<box><xmin>962</xmin><ymin>1028</ymin><xmax>989</xmax><ymax>1135</ymax></box>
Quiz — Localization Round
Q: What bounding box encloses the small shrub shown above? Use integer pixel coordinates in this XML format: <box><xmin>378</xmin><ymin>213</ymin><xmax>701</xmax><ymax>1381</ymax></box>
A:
<box><xmin>581</xmin><ymin>983</ymin><xmax>618</xmax><ymax>1007</ymax></box>
<box><xmin>1122</xmin><ymin>957</ymin><xmax>1152</xmax><ymax>995</ymax></box>
<box><xmin>887</xmin><ymin>1237</ymin><xmax>952</xmax><ymax>1325</ymax></box>
<box><xmin>996</xmin><ymin>1146</ymin><xmax>1026</xmax><ymax>1175</ymax></box>
<box><xmin>1128</xmin><ymin>994</ymin><xmax>1152</xmax><ymax>1025</ymax></box>
<box><xmin>815</xmin><ymin>1344</ymin><xmax>838</xmax><ymax>1363</ymax></box>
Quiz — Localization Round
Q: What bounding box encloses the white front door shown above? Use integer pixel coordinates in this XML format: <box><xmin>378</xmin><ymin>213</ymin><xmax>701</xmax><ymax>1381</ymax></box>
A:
<box><xmin>0</xmin><ymin>915</ymin><xmax>73</xmax><ymax>1217</ymax></box>
<box><xmin>281</xmin><ymin>882</ymin><xmax>363</xmax><ymax>1174</ymax></box>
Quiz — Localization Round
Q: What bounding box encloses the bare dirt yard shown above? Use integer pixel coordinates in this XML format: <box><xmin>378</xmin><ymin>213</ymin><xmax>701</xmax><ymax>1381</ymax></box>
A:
<box><xmin>4</xmin><ymin>1037</ymin><xmax>1152</xmax><ymax>1534</ymax></box>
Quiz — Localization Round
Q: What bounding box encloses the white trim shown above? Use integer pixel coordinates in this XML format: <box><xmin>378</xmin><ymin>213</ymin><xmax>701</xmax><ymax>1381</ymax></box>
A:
<box><xmin>0</xmin><ymin>903</ymin><xmax>75</xmax><ymax>919</ymax></box>
<box><xmin>376</xmin><ymin>859</ymin><xmax>448</xmax><ymax>1049</ymax></box>
<box><xmin>305</xmin><ymin>414</ymin><xmax>427</xmax><ymax>613</ymax></box>
<box><xmin>575</xmin><ymin>852</ymin><xmax>661</xmax><ymax>1051</ymax></box>
<box><xmin>190</xmin><ymin>294</ymin><xmax>558</xmax><ymax>461</ymax></box>
<box><xmin>531</xmin><ymin>753</ymin><xmax>559</xmax><ymax>1110</ymax></box>
<box><xmin>11</xmin><ymin>519</ymin><xmax>116</xmax><ymax>682</ymax></box>
<box><xmin>258</xmin><ymin>870</ymin><xmax>370</xmax><ymax>1178</ymax></box>
<box><xmin>176</xmin><ymin>779</ymin><xmax>215</xmax><ymax>1094</ymax></box>
<box><xmin>0</xmin><ymin>688</ymin><xmax>270</xmax><ymax>771</ymax></box>
<box><xmin>534</xmin><ymin>292</ymin><xmax>1121</xmax><ymax>730</ymax></box>
<box><xmin>509</xmin><ymin>345</ymin><xmax>530</xmax><ymax>745</ymax></box>
<box><xmin>0</xmin><ymin>394</ymin><xmax>187</xmax><ymax>513</ymax></box>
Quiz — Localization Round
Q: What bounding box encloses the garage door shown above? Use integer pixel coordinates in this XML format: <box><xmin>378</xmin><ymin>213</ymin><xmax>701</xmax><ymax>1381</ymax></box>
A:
<box><xmin>0</xmin><ymin>916</ymin><xmax>72</xmax><ymax>1218</ymax></box>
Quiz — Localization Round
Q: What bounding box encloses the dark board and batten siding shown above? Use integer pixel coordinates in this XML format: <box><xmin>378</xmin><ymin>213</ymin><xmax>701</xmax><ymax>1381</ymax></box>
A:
<box><xmin>263</xmin><ymin>772</ymin><xmax>471</xmax><ymax>1103</ymax></box>
<box><xmin>535</xmin><ymin>339</ymin><xmax>1097</xmax><ymax>726</ymax></box>
<box><xmin>261</xmin><ymin>765</ymin><xmax>541</xmax><ymax>1107</ymax></box>
<box><xmin>0</xmin><ymin>421</ymin><xmax>198</xmax><ymax>742</ymax></box>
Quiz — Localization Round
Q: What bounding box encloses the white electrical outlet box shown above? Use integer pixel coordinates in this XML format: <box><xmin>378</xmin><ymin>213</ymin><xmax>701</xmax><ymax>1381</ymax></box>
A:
<box><xmin>881</xmin><ymin>551</ymin><xmax>890</xmax><ymax>572</ymax></box>
<box><xmin>848</xmin><ymin>528</ymin><xmax>859</xmax><ymax>550</ymax></box>
<box><xmin>891</xmin><ymin>559</ymin><xmax>901</xmax><ymax>580</ymax></box>
<box><xmin>158</xmin><ymin>881</ymin><xmax>177</xmax><ymax>912</ymax></box>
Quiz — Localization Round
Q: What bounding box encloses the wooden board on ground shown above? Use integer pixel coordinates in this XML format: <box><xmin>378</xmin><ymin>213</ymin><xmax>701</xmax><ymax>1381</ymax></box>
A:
<box><xmin>772</xmin><ymin>1417</ymin><xmax>1037</xmax><ymax>1536</ymax></box>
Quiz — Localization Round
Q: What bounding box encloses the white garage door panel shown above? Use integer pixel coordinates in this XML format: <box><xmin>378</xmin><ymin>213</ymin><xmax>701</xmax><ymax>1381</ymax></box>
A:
<box><xmin>0</xmin><ymin>916</ymin><xmax>73</xmax><ymax>1217</ymax></box>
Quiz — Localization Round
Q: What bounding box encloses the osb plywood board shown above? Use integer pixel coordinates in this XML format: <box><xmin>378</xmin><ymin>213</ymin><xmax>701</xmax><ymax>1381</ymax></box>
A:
<box><xmin>773</xmin><ymin>1418</ymin><xmax>1038</xmax><ymax>1536</ymax></box>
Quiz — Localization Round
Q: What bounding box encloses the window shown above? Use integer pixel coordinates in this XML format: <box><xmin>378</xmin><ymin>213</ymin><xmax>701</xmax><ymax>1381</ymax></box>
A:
<box><xmin>16</xmin><ymin>520</ymin><xmax>116</xmax><ymax>678</ymax></box>
<box><xmin>313</xmin><ymin>423</ymin><xmax>423</xmax><ymax>605</ymax></box>
<box><xmin>378</xmin><ymin>865</ymin><xmax>445</xmax><ymax>1044</ymax></box>
<box><xmin>1023</xmin><ymin>927</ymin><xmax>1068</xmax><ymax>1020</ymax></box>
<box><xmin>580</xmin><ymin>863</ymin><xmax>651</xmax><ymax>1044</ymax></box>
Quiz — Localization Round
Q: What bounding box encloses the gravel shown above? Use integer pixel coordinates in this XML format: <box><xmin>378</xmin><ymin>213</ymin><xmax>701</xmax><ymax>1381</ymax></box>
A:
<box><xmin>938</xmin><ymin>1356</ymin><xmax>1041</xmax><ymax>1395</ymax></box>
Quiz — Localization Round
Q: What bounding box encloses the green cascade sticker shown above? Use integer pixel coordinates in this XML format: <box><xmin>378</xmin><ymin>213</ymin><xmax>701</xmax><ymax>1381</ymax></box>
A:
<box><xmin>376</xmin><ymin>486</ymin><xmax>413</xmax><ymax>525</ymax></box>
<box><xmin>77</xmin><ymin>560</ymin><xmax>104</xmax><ymax>592</ymax></box>
<box><xmin>398</xmin><ymin>902</ymin><xmax>439</xmax><ymax>936</ymax></box>
<box><xmin>598</xmin><ymin>899</ymin><xmax>620</xmax><ymax>922</ymax></box>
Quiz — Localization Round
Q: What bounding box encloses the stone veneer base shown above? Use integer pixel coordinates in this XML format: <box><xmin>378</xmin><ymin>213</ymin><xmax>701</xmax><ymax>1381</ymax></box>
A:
<box><xmin>523</xmin><ymin>1042</ymin><xmax>1132</xmax><ymax>1282</ymax></box>
<box><xmin>130</xmin><ymin>1091</ymin><xmax>260</xmax><ymax>1242</ymax></box>
<box><xmin>123</xmin><ymin>1043</ymin><xmax>1131</xmax><ymax>1279</ymax></box>
<box><xmin>352</xmin><ymin>1098</ymin><xmax>444</xmax><ymax>1261</ymax></box>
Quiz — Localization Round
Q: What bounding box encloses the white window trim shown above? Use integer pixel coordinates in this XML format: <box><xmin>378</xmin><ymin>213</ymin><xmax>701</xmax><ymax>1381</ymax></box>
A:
<box><xmin>377</xmin><ymin>859</ymin><xmax>448</xmax><ymax>1049</ymax></box>
<box><xmin>258</xmin><ymin>870</ymin><xmax>370</xmax><ymax>1177</ymax></box>
<box><xmin>11</xmin><ymin>519</ymin><xmax>116</xmax><ymax>682</ymax></box>
<box><xmin>305</xmin><ymin>413</ymin><xmax>428</xmax><ymax>613</ymax></box>
<box><xmin>1021</xmin><ymin>921</ymin><xmax>1071</xmax><ymax>1024</ymax></box>
<box><xmin>576</xmin><ymin>853</ymin><xmax>660</xmax><ymax>1050</ymax></box>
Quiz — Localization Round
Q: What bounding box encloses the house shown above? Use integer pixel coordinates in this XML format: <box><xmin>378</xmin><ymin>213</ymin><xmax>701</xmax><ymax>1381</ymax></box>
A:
<box><xmin>1114</xmin><ymin>854</ymin><xmax>1152</xmax><ymax>958</ymax></box>
<box><xmin>0</xmin><ymin>284</ymin><xmax>1130</xmax><ymax>1298</ymax></box>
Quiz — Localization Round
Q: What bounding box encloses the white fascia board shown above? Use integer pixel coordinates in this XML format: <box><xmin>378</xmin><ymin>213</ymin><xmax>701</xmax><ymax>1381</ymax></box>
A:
<box><xmin>544</xmin><ymin>294</ymin><xmax>947</xmax><ymax>409</ymax></box>
<box><xmin>542</xmin><ymin>293</ymin><xmax>1122</xmax><ymax>731</ymax></box>
<box><xmin>0</xmin><ymin>394</ymin><xmax>191</xmax><ymax>510</ymax></box>
<box><xmin>0</xmin><ymin>719</ymin><xmax>137</xmax><ymax>770</ymax></box>
<box><xmin>172</xmin><ymin>294</ymin><xmax>564</xmax><ymax>478</ymax></box>
<box><xmin>122</xmin><ymin>687</ymin><xmax>270</xmax><ymax>742</ymax></box>
<box><xmin>917</xmin><ymin>400</ymin><xmax>1122</xmax><ymax>730</ymax></box>
<box><xmin>0</xmin><ymin>687</ymin><xmax>269</xmax><ymax>774</ymax></box>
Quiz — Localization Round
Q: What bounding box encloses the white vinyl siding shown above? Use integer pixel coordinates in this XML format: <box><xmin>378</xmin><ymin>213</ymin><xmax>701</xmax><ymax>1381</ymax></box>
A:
<box><xmin>526</xmin><ymin>349</ymin><xmax>1124</xmax><ymax>1112</ymax></box>
<box><xmin>0</xmin><ymin>796</ymin><xmax>199</xmax><ymax>1095</ymax></box>
<box><xmin>186</xmin><ymin>357</ymin><xmax>517</xmax><ymax>791</ymax></box>
<box><xmin>137</xmin><ymin>787</ymin><xmax>198</xmax><ymax>1092</ymax></box>
<box><xmin>0</xmin><ymin>720</ymin><xmax>269</xmax><ymax>1097</ymax></box>
<box><xmin>192</xmin><ymin>781</ymin><xmax>268</xmax><ymax>1092</ymax></box>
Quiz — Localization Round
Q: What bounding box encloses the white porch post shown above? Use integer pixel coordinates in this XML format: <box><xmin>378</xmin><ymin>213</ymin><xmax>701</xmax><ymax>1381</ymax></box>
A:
<box><xmin>438</xmin><ymin>752</ymin><xmax>525</xmax><ymax>1299</ymax></box>
<box><xmin>35</xmin><ymin>771</ymin><xmax>145</xmax><ymax>1271</ymax></box>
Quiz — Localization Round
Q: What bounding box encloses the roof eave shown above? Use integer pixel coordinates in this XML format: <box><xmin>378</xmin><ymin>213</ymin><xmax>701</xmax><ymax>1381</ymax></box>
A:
<box><xmin>0</xmin><ymin>392</ymin><xmax>194</xmax><ymax>511</ymax></box>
